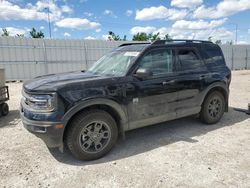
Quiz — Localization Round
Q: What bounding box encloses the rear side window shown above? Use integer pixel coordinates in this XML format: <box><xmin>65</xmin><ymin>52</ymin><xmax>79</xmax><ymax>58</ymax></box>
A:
<box><xmin>177</xmin><ymin>49</ymin><xmax>201</xmax><ymax>71</ymax></box>
<box><xmin>139</xmin><ymin>48</ymin><xmax>173</xmax><ymax>75</ymax></box>
<box><xmin>204</xmin><ymin>46</ymin><xmax>224</xmax><ymax>64</ymax></box>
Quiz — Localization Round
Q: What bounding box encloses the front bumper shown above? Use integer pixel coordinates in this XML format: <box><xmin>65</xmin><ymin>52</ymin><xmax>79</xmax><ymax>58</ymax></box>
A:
<box><xmin>20</xmin><ymin>111</ymin><xmax>64</xmax><ymax>148</ymax></box>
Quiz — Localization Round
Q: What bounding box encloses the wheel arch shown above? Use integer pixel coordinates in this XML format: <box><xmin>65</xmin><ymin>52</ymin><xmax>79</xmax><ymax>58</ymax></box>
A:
<box><xmin>61</xmin><ymin>98</ymin><xmax>128</xmax><ymax>141</ymax></box>
<box><xmin>201</xmin><ymin>82</ymin><xmax>229</xmax><ymax>112</ymax></box>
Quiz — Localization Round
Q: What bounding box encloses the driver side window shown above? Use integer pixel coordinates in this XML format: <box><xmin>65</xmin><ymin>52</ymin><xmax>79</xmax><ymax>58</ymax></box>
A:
<box><xmin>139</xmin><ymin>48</ymin><xmax>173</xmax><ymax>76</ymax></box>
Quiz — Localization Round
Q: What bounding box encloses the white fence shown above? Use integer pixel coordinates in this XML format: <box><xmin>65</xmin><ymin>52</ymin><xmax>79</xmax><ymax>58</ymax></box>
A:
<box><xmin>0</xmin><ymin>37</ymin><xmax>249</xmax><ymax>80</ymax></box>
<box><xmin>221</xmin><ymin>45</ymin><xmax>250</xmax><ymax>70</ymax></box>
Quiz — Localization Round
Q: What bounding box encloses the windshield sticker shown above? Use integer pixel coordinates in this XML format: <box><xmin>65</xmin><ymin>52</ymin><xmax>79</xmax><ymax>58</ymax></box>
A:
<box><xmin>124</xmin><ymin>52</ymin><xmax>140</xmax><ymax>57</ymax></box>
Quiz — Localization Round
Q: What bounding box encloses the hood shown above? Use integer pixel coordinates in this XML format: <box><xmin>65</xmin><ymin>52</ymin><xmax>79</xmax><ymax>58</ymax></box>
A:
<box><xmin>23</xmin><ymin>71</ymin><xmax>104</xmax><ymax>92</ymax></box>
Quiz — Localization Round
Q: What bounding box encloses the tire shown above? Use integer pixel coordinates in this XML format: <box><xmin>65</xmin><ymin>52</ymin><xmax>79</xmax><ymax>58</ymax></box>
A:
<box><xmin>200</xmin><ymin>91</ymin><xmax>225</xmax><ymax>124</ymax></box>
<box><xmin>65</xmin><ymin>110</ymin><xmax>118</xmax><ymax>161</ymax></box>
<box><xmin>0</xmin><ymin>103</ymin><xmax>9</xmax><ymax>116</ymax></box>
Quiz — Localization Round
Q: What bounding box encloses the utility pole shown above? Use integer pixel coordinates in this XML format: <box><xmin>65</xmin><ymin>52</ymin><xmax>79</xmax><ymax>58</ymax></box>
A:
<box><xmin>45</xmin><ymin>8</ymin><xmax>52</xmax><ymax>38</ymax></box>
<box><xmin>235</xmin><ymin>23</ymin><xmax>238</xmax><ymax>45</ymax></box>
<box><xmin>227</xmin><ymin>23</ymin><xmax>238</xmax><ymax>44</ymax></box>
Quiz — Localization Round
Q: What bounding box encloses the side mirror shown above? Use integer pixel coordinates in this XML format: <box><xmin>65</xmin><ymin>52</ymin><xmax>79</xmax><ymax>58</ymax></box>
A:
<box><xmin>134</xmin><ymin>68</ymin><xmax>152</xmax><ymax>79</ymax></box>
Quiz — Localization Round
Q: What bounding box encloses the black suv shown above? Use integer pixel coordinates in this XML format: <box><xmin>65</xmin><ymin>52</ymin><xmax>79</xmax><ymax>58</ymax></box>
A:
<box><xmin>21</xmin><ymin>40</ymin><xmax>231</xmax><ymax>160</ymax></box>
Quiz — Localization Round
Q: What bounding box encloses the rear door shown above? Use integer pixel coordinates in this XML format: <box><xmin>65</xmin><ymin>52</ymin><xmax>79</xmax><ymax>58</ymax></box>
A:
<box><xmin>173</xmin><ymin>47</ymin><xmax>209</xmax><ymax>117</ymax></box>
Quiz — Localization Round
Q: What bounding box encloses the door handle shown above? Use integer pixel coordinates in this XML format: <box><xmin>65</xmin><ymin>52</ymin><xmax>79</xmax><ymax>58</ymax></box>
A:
<box><xmin>162</xmin><ymin>80</ymin><xmax>175</xmax><ymax>85</ymax></box>
<box><xmin>199</xmin><ymin>75</ymin><xmax>206</xmax><ymax>80</ymax></box>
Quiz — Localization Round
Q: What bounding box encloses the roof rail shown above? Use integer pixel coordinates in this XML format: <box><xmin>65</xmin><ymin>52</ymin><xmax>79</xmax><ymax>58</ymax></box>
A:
<box><xmin>152</xmin><ymin>39</ymin><xmax>213</xmax><ymax>45</ymax></box>
<box><xmin>119</xmin><ymin>42</ymin><xmax>150</xmax><ymax>47</ymax></box>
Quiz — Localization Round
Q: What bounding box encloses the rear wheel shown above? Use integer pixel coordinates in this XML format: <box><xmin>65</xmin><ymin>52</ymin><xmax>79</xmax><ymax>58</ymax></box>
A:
<box><xmin>0</xmin><ymin>103</ymin><xmax>9</xmax><ymax>116</ymax></box>
<box><xmin>200</xmin><ymin>91</ymin><xmax>225</xmax><ymax>124</ymax></box>
<box><xmin>65</xmin><ymin>110</ymin><xmax>118</xmax><ymax>161</ymax></box>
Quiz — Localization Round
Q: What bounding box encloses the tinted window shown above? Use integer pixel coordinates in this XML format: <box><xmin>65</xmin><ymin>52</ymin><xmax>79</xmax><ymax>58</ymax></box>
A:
<box><xmin>139</xmin><ymin>49</ymin><xmax>173</xmax><ymax>75</ymax></box>
<box><xmin>205</xmin><ymin>47</ymin><xmax>224</xmax><ymax>64</ymax></box>
<box><xmin>177</xmin><ymin>49</ymin><xmax>201</xmax><ymax>70</ymax></box>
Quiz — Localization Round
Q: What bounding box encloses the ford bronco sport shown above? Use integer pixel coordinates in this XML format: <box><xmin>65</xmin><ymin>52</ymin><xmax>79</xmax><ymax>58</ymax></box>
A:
<box><xmin>21</xmin><ymin>40</ymin><xmax>231</xmax><ymax>160</ymax></box>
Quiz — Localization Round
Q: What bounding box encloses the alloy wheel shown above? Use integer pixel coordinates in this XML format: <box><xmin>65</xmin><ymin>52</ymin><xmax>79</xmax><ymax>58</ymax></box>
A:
<box><xmin>78</xmin><ymin>121</ymin><xmax>111</xmax><ymax>154</ymax></box>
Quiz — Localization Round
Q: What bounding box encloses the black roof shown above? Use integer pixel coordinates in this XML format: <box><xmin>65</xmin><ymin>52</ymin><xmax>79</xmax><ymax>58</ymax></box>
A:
<box><xmin>152</xmin><ymin>39</ymin><xmax>213</xmax><ymax>45</ymax></box>
<box><xmin>118</xmin><ymin>39</ymin><xmax>216</xmax><ymax>51</ymax></box>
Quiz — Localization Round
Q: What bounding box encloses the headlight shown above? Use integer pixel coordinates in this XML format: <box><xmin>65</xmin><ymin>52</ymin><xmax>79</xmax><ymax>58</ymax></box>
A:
<box><xmin>22</xmin><ymin>91</ymin><xmax>56</xmax><ymax>112</ymax></box>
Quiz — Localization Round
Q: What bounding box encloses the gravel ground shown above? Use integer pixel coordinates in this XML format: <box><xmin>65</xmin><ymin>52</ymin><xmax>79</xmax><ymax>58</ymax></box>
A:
<box><xmin>0</xmin><ymin>70</ymin><xmax>250</xmax><ymax>188</ymax></box>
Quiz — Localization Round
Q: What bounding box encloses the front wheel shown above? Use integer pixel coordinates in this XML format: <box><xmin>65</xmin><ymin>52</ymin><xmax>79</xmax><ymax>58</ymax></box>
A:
<box><xmin>65</xmin><ymin>110</ymin><xmax>118</xmax><ymax>161</ymax></box>
<box><xmin>200</xmin><ymin>91</ymin><xmax>225</xmax><ymax>124</ymax></box>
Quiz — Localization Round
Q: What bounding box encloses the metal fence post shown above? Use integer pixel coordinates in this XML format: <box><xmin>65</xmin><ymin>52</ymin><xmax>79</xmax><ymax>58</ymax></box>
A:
<box><xmin>79</xmin><ymin>40</ymin><xmax>84</xmax><ymax>71</ymax></box>
<box><xmin>42</xmin><ymin>39</ymin><xmax>49</xmax><ymax>75</ymax></box>
<box><xmin>231</xmin><ymin>46</ymin><xmax>234</xmax><ymax>70</ymax></box>
<box><xmin>83</xmin><ymin>40</ymin><xmax>89</xmax><ymax>70</ymax></box>
<box><xmin>246</xmin><ymin>48</ymin><xmax>248</xmax><ymax>69</ymax></box>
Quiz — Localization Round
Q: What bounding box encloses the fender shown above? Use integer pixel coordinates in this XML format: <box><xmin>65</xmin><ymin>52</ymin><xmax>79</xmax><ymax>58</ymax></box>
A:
<box><xmin>61</xmin><ymin>98</ymin><xmax>129</xmax><ymax>131</ymax></box>
<box><xmin>199</xmin><ymin>81</ymin><xmax>229</xmax><ymax>111</ymax></box>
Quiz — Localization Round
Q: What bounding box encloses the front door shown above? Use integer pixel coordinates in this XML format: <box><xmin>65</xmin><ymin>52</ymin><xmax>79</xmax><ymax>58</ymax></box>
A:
<box><xmin>126</xmin><ymin>47</ymin><xmax>179</xmax><ymax>130</ymax></box>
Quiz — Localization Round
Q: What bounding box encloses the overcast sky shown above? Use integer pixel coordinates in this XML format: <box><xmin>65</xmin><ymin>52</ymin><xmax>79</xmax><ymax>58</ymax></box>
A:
<box><xmin>0</xmin><ymin>0</ymin><xmax>250</xmax><ymax>43</ymax></box>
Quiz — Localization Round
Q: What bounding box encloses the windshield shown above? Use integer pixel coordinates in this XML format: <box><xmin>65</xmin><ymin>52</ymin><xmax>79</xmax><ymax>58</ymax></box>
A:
<box><xmin>88</xmin><ymin>50</ymin><xmax>140</xmax><ymax>76</ymax></box>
